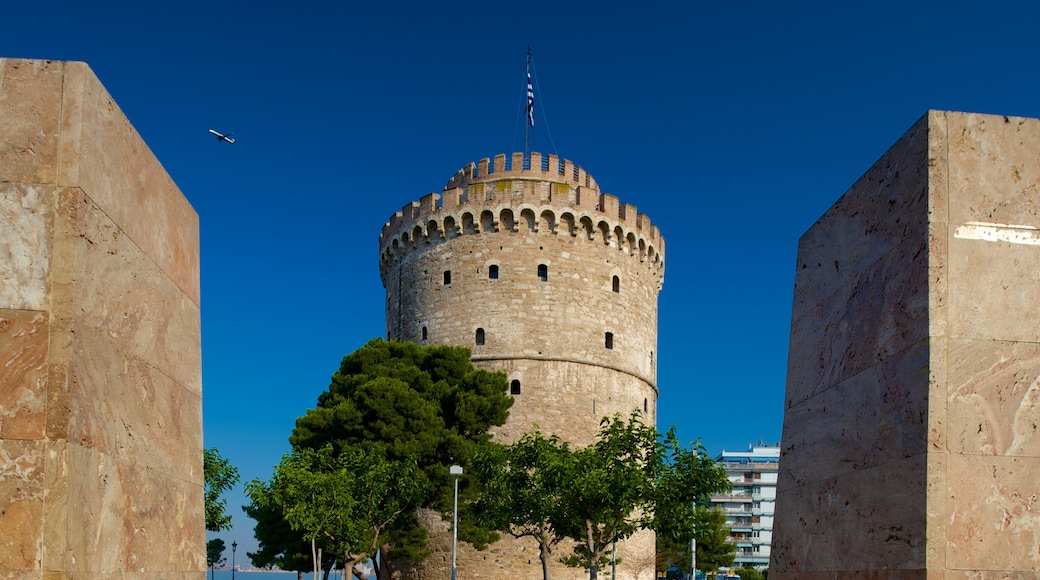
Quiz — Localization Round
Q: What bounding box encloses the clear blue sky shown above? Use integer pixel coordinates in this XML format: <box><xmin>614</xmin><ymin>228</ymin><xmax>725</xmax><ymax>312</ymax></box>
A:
<box><xmin>7</xmin><ymin>0</ymin><xmax>1040</xmax><ymax>561</ymax></box>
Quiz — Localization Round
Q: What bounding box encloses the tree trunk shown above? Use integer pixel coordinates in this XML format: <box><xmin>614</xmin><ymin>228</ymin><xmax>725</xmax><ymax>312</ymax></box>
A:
<box><xmin>539</xmin><ymin>541</ymin><xmax>553</xmax><ymax>580</ymax></box>
<box><xmin>376</xmin><ymin>545</ymin><xmax>393</xmax><ymax>580</ymax></box>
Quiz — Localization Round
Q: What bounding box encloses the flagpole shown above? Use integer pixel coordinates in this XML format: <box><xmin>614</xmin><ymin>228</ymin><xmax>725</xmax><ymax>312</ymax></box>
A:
<box><xmin>525</xmin><ymin>47</ymin><xmax>534</xmax><ymax>158</ymax></box>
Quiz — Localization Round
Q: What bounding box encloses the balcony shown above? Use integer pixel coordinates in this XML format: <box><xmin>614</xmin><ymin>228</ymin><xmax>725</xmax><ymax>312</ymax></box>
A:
<box><xmin>712</xmin><ymin>493</ymin><xmax>753</xmax><ymax>502</ymax></box>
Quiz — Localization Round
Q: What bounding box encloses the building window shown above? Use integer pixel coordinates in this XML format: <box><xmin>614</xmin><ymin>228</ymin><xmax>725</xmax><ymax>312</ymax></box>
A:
<box><xmin>612</xmin><ymin>275</ymin><xmax>620</xmax><ymax>293</ymax></box>
<box><xmin>644</xmin><ymin>398</ymin><xmax>648</xmax><ymax>412</ymax></box>
<box><xmin>421</xmin><ymin>326</ymin><xmax>427</xmax><ymax>340</ymax></box>
<box><xmin>537</xmin><ymin>264</ymin><xmax>548</xmax><ymax>281</ymax></box>
<box><xmin>475</xmin><ymin>328</ymin><xmax>485</xmax><ymax>346</ymax></box>
<box><xmin>605</xmin><ymin>332</ymin><xmax>614</xmax><ymax>349</ymax></box>
<box><xmin>443</xmin><ymin>270</ymin><xmax>451</xmax><ymax>285</ymax></box>
<box><xmin>489</xmin><ymin>265</ymin><xmax>499</xmax><ymax>279</ymax></box>
<box><xmin>510</xmin><ymin>380</ymin><xmax>521</xmax><ymax>395</ymax></box>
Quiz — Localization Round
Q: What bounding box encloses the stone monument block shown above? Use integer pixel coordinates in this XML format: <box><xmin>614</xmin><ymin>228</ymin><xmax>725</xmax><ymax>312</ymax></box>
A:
<box><xmin>772</xmin><ymin>110</ymin><xmax>1040</xmax><ymax>578</ymax></box>
<box><xmin>0</xmin><ymin>59</ymin><xmax>203</xmax><ymax>578</ymax></box>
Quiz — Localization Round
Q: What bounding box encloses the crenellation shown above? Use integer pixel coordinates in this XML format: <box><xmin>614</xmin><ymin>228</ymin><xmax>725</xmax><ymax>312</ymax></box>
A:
<box><xmin>419</xmin><ymin>192</ymin><xmax>439</xmax><ymax>215</ymax></box>
<box><xmin>379</xmin><ymin>155</ymin><xmax>664</xmax><ymax>286</ymax></box>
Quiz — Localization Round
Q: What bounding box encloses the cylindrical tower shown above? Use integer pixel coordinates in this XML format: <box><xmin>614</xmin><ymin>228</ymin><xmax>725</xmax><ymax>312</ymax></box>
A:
<box><xmin>379</xmin><ymin>152</ymin><xmax>665</xmax><ymax>580</ymax></box>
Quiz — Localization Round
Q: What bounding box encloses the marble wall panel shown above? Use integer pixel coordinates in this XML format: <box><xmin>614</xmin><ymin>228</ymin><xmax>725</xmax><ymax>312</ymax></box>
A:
<box><xmin>780</xmin><ymin>338</ymin><xmax>930</xmax><ymax>487</ymax></box>
<box><xmin>786</xmin><ymin>234</ymin><xmax>929</xmax><ymax>408</ymax></box>
<box><xmin>66</xmin><ymin>189</ymin><xmax>201</xmax><ymax>396</ymax></box>
<box><xmin>791</xmin><ymin>113</ymin><xmax>930</xmax><ymax>318</ymax></box>
<box><xmin>944</xmin><ymin>454</ymin><xmax>1040</xmax><ymax>572</ymax></box>
<box><xmin>770</xmin><ymin>453</ymin><xmax>928</xmax><ymax>574</ymax></box>
<box><xmin>0</xmin><ymin>59</ymin><xmax>62</xmax><ymax>185</ymax></box>
<box><xmin>68</xmin><ymin>320</ymin><xmax>202</xmax><ymax>483</ymax></box>
<box><xmin>45</xmin><ymin>443</ymin><xmax>205</xmax><ymax>575</ymax></box>
<box><xmin>945</xmin><ymin>113</ymin><xmax>1040</xmax><ymax>229</ymax></box>
<box><xmin>924</xmin><ymin>452</ymin><xmax>948</xmax><ymax>571</ymax></box>
<box><xmin>0</xmin><ymin>440</ymin><xmax>45</xmax><ymax>573</ymax></box>
<box><xmin>946</xmin><ymin>236</ymin><xmax>1040</xmax><ymax>343</ymax></box>
<box><xmin>946</xmin><ymin>339</ymin><xmax>1040</xmax><ymax>456</ymax></box>
<box><xmin>0</xmin><ymin>310</ymin><xmax>49</xmax><ymax>440</ymax></box>
<box><xmin>56</xmin><ymin>62</ymin><xmax>199</xmax><ymax>307</ymax></box>
<box><xmin>1</xmin><ymin>183</ymin><xmax>54</xmax><ymax>311</ymax></box>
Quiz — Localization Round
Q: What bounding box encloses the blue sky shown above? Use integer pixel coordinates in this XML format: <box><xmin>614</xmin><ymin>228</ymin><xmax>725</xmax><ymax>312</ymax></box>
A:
<box><xmin>6</xmin><ymin>0</ymin><xmax>1040</xmax><ymax>560</ymax></box>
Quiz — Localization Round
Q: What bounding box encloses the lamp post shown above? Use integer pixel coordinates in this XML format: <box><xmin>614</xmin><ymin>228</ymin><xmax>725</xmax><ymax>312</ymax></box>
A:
<box><xmin>231</xmin><ymin>541</ymin><xmax>237</xmax><ymax>580</ymax></box>
<box><xmin>450</xmin><ymin>465</ymin><xmax>463</xmax><ymax>580</ymax></box>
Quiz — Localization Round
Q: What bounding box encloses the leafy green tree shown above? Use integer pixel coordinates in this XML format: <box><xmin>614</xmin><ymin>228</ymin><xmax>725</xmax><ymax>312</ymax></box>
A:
<box><xmin>656</xmin><ymin>531</ymin><xmax>694</xmax><ymax>577</ymax></box>
<box><xmin>287</xmin><ymin>339</ymin><xmax>512</xmax><ymax>574</ymax></box>
<box><xmin>471</xmin><ymin>431</ymin><xmax>573</xmax><ymax>580</ymax></box>
<box><xmin>206</xmin><ymin>538</ymin><xmax>226</xmax><ymax>580</ymax></box>
<box><xmin>246</xmin><ymin>444</ymin><xmax>427</xmax><ymax>580</ymax></box>
<box><xmin>204</xmin><ymin>448</ymin><xmax>240</xmax><ymax>532</ymax></box>
<box><xmin>736</xmin><ymin>566</ymin><xmax>764</xmax><ymax>580</ymax></box>
<box><xmin>243</xmin><ymin>497</ymin><xmax>316</xmax><ymax>578</ymax></box>
<box><xmin>558</xmin><ymin>412</ymin><xmax>730</xmax><ymax>580</ymax></box>
<box><xmin>694</xmin><ymin>506</ymin><xmax>736</xmax><ymax>575</ymax></box>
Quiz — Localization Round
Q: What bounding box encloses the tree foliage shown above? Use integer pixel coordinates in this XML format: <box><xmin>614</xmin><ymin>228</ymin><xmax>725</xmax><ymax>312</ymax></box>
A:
<box><xmin>694</xmin><ymin>506</ymin><xmax>736</xmax><ymax>574</ymax></box>
<box><xmin>656</xmin><ymin>505</ymin><xmax>737</xmax><ymax>577</ymax></box>
<box><xmin>207</xmin><ymin>538</ymin><xmax>226</xmax><ymax>578</ymax></box>
<box><xmin>242</xmin><ymin>497</ymin><xmax>316</xmax><ymax>574</ymax></box>
<box><xmin>247</xmin><ymin>339</ymin><xmax>512</xmax><ymax>579</ymax></box>
<box><xmin>736</xmin><ymin>566</ymin><xmax>765</xmax><ymax>580</ymax></box>
<box><xmin>204</xmin><ymin>448</ymin><xmax>240</xmax><ymax>532</ymax></box>
<box><xmin>246</xmin><ymin>444</ymin><xmax>427</xmax><ymax>579</ymax></box>
<box><xmin>557</xmin><ymin>412</ymin><xmax>730</xmax><ymax>580</ymax></box>
<box><xmin>471</xmin><ymin>431</ymin><xmax>573</xmax><ymax>580</ymax></box>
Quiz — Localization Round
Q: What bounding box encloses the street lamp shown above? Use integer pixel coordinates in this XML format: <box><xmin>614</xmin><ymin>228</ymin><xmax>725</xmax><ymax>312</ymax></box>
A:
<box><xmin>450</xmin><ymin>465</ymin><xmax>463</xmax><ymax>580</ymax></box>
<box><xmin>231</xmin><ymin>541</ymin><xmax>237</xmax><ymax>580</ymax></box>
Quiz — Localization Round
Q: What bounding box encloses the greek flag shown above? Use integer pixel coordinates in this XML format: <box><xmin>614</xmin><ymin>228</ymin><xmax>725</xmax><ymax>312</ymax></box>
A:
<box><xmin>526</xmin><ymin>70</ymin><xmax>535</xmax><ymax>127</ymax></box>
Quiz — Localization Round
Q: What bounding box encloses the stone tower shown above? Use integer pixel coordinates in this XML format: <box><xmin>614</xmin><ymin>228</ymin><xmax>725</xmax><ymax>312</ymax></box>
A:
<box><xmin>772</xmin><ymin>111</ymin><xmax>1040</xmax><ymax>578</ymax></box>
<box><xmin>379</xmin><ymin>151</ymin><xmax>665</xmax><ymax>579</ymax></box>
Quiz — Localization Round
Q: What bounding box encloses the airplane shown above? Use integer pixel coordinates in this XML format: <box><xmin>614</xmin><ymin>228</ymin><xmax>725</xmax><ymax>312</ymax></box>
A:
<box><xmin>209</xmin><ymin>129</ymin><xmax>236</xmax><ymax>144</ymax></box>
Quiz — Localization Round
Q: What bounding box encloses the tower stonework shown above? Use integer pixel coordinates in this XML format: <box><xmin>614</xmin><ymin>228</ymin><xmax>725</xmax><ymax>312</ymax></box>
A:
<box><xmin>772</xmin><ymin>111</ymin><xmax>1040</xmax><ymax>578</ymax></box>
<box><xmin>0</xmin><ymin>59</ymin><xmax>203</xmax><ymax>578</ymax></box>
<box><xmin>379</xmin><ymin>152</ymin><xmax>665</xmax><ymax>580</ymax></box>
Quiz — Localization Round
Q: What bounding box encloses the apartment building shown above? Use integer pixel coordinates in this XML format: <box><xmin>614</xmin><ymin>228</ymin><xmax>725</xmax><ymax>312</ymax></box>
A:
<box><xmin>709</xmin><ymin>444</ymin><xmax>780</xmax><ymax>570</ymax></box>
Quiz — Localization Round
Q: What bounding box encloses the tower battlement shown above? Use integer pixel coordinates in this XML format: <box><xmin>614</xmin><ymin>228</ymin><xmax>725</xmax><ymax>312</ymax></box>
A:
<box><xmin>379</xmin><ymin>152</ymin><xmax>665</xmax><ymax>287</ymax></box>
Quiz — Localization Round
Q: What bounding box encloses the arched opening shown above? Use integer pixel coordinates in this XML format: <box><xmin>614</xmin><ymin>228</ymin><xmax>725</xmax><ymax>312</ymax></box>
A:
<box><xmin>462</xmin><ymin>213</ymin><xmax>477</xmax><ymax>235</ymax></box>
<box><xmin>510</xmin><ymin>380</ymin><xmax>521</xmax><ymax>395</ymax></box>
<box><xmin>421</xmin><ymin>326</ymin><xmax>428</xmax><ymax>341</ymax></box>
<box><xmin>537</xmin><ymin>264</ymin><xmax>548</xmax><ymax>281</ymax></box>
<box><xmin>475</xmin><ymin>328</ymin><xmax>486</xmax><ymax>346</ymax></box>
<box><xmin>612</xmin><ymin>275</ymin><xmax>620</xmax><ymax>293</ymax></box>
<box><xmin>489</xmin><ymin>265</ymin><xmax>499</xmax><ymax>279</ymax></box>
<box><xmin>539</xmin><ymin>210</ymin><xmax>556</xmax><ymax>234</ymax></box>
<box><xmin>500</xmin><ymin>209</ymin><xmax>515</xmax><ymax>232</ymax></box>
<box><xmin>480</xmin><ymin>210</ymin><xmax>495</xmax><ymax>233</ymax></box>
<box><xmin>521</xmin><ymin>208</ymin><xmax>537</xmax><ymax>232</ymax></box>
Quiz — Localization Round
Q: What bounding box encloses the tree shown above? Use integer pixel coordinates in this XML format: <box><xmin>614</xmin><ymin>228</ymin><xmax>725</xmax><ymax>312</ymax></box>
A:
<box><xmin>558</xmin><ymin>412</ymin><xmax>731</xmax><ymax>580</ymax></box>
<box><xmin>471</xmin><ymin>431</ymin><xmax>573</xmax><ymax>580</ymax></box>
<box><xmin>286</xmin><ymin>339</ymin><xmax>512</xmax><ymax>576</ymax></box>
<box><xmin>246</xmin><ymin>444</ymin><xmax>427</xmax><ymax>580</ymax></box>
<box><xmin>204</xmin><ymin>448</ymin><xmax>240</xmax><ymax>532</ymax></box>
<box><xmin>206</xmin><ymin>538</ymin><xmax>226</xmax><ymax>580</ymax></box>
<box><xmin>694</xmin><ymin>506</ymin><xmax>736</xmax><ymax>575</ymax></box>
<box><xmin>243</xmin><ymin>497</ymin><xmax>318</xmax><ymax>579</ymax></box>
<box><xmin>736</xmin><ymin>566</ymin><xmax>764</xmax><ymax>580</ymax></box>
